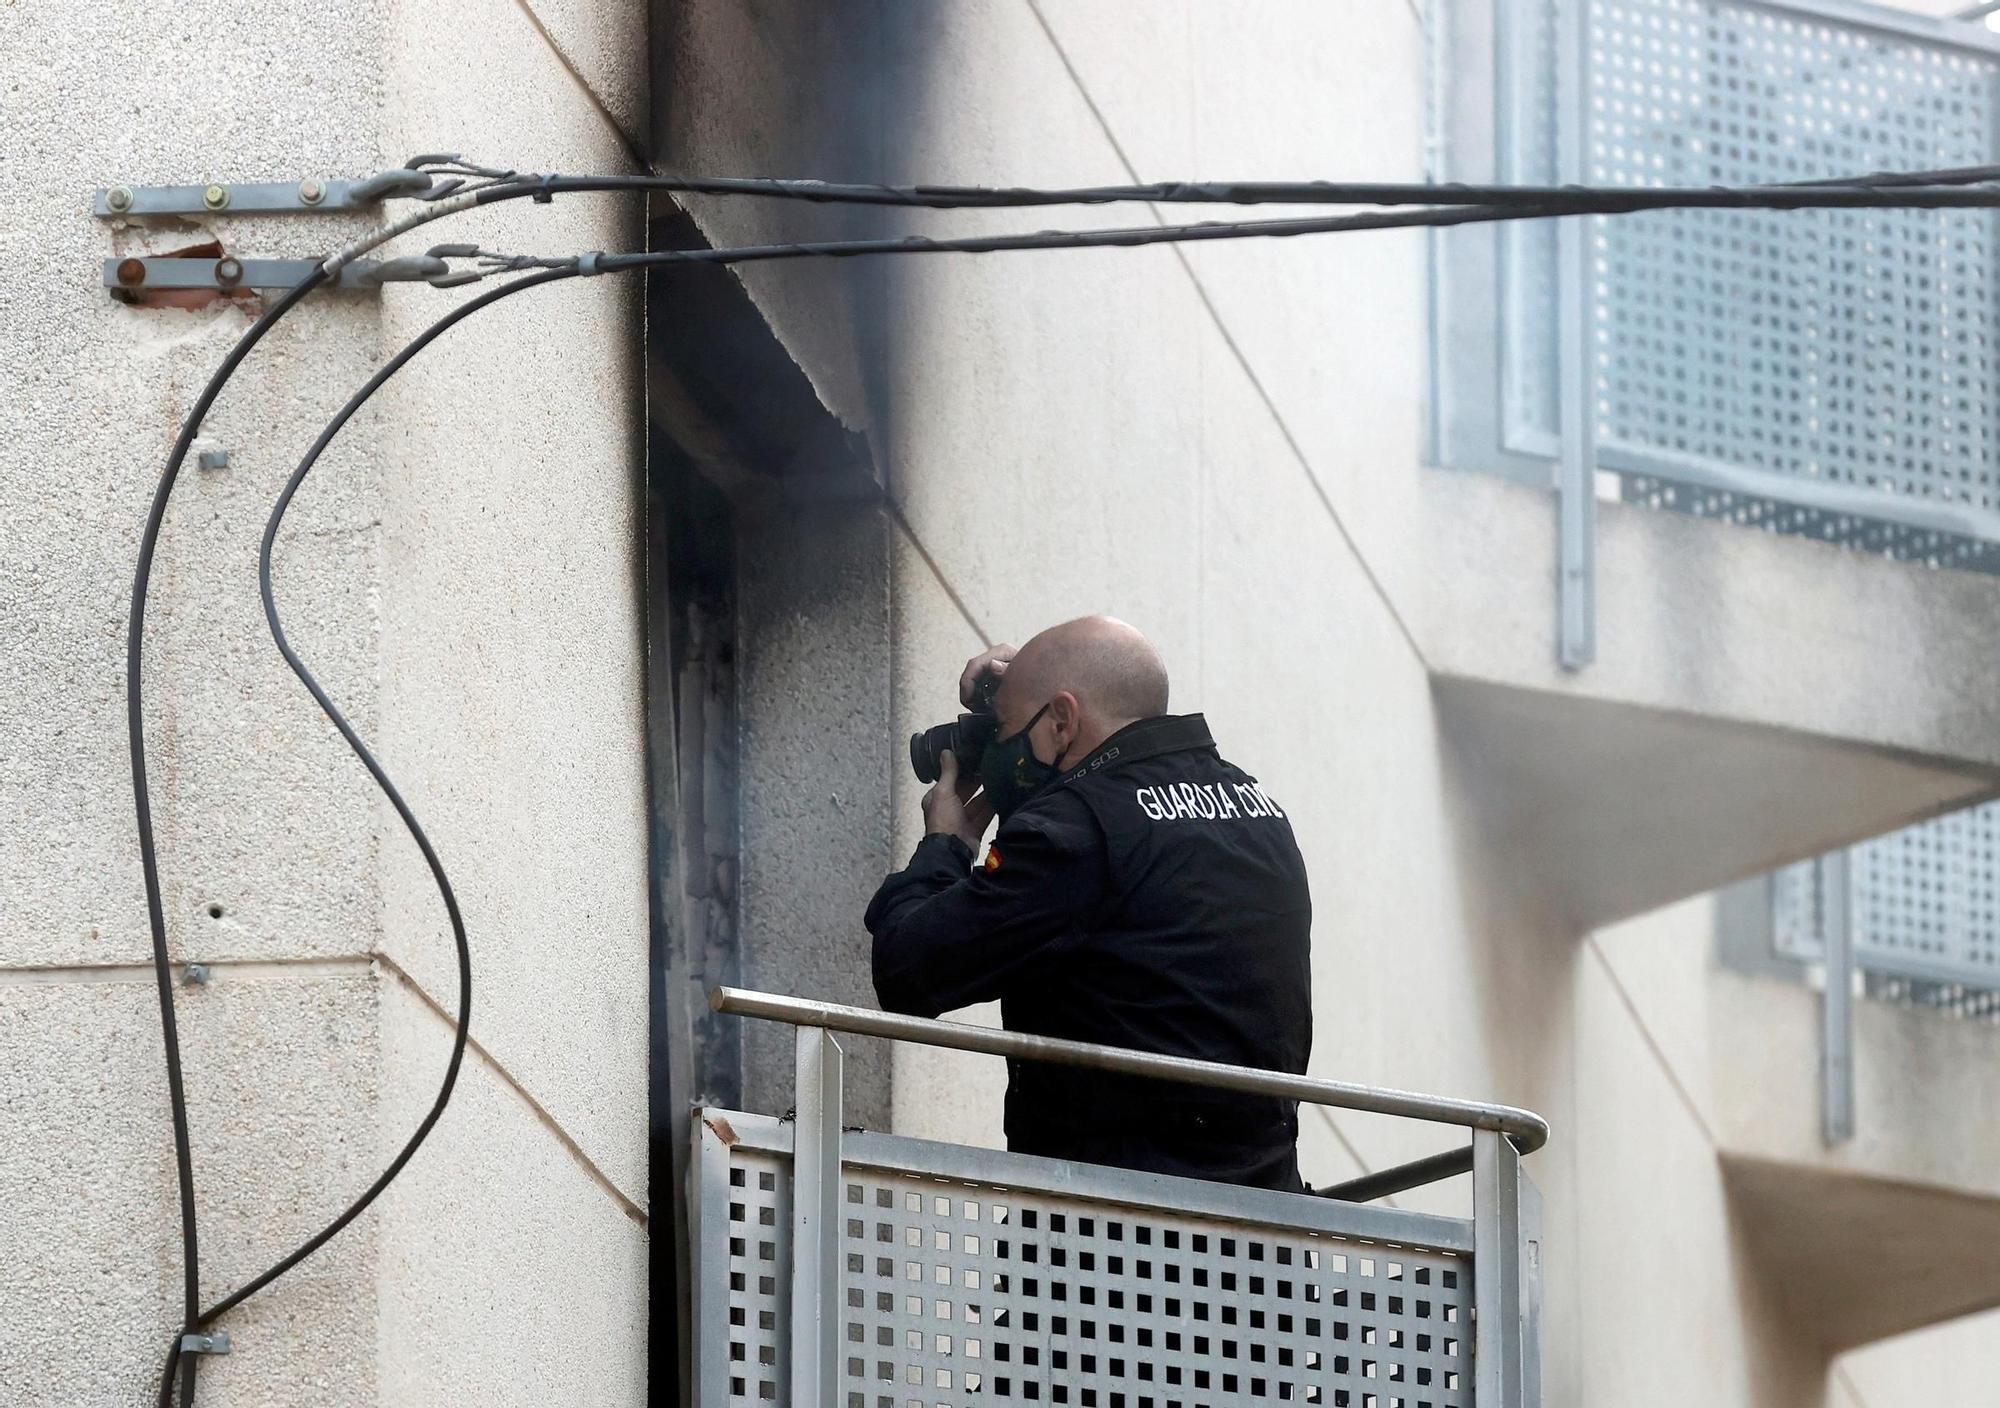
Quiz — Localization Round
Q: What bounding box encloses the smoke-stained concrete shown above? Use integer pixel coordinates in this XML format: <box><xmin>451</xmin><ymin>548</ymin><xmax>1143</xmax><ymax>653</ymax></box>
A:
<box><xmin>736</xmin><ymin>501</ymin><xmax>897</xmax><ymax>1126</ymax></box>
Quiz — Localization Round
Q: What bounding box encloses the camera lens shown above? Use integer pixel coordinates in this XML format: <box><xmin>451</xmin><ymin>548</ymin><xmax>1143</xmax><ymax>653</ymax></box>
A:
<box><xmin>909</xmin><ymin>712</ymin><xmax>1001</xmax><ymax>783</ymax></box>
<box><xmin>909</xmin><ymin>722</ymin><xmax>955</xmax><ymax>784</ymax></box>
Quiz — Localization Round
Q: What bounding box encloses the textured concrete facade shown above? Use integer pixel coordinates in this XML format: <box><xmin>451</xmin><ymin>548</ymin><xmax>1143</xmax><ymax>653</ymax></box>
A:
<box><xmin>2</xmin><ymin>0</ymin><xmax>650</xmax><ymax>1401</ymax></box>
<box><xmin>653</xmin><ymin>4</ymin><xmax>2000</xmax><ymax>1407</ymax></box>
<box><xmin>12</xmin><ymin>1</ymin><xmax>2000</xmax><ymax>1406</ymax></box>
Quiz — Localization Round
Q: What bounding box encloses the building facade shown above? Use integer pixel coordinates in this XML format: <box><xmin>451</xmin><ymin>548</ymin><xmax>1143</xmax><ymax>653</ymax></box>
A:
<box><xmin>6</xmin><ymin>0</ymin><xmax>2000</xmax><ymax>1404</ymax></box>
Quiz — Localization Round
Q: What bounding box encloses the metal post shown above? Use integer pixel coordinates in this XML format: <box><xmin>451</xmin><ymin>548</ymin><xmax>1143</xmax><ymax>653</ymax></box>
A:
<box><xmin>791</xmin><ymin>1028</ymin><xmax>843</xmax><ymax>1408</ymax></box>
<box><xmin>1822</xmin><ymin>850</ymin><xmax>1857</xmax><ymax>1146</ymax></box>
<box><xmin>1517</xmin><ymin>1160</ymin><xmax>1544</xmax><ymax>1408</ymax></box>
<box><xmin>690</xmin><ymin>1114</ymin><xmax>735</xmax><ymax>1408</ymax></box>
<box><xmin>1554</xmin><ymin>0</ymin><xmax>1597</xmax><ymax>670</ymax></box>
<box><xmin>1472</xmin><ymin>1130</ymin><xmax>1529</xmax><ymax>1407</ymax></box>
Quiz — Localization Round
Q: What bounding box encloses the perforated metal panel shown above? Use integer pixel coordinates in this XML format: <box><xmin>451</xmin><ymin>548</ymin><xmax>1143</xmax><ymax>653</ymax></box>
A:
<box><xmin>1773</xmin><ymin>801</ymin><xmax>2000</xmax><ymax>1016</ymax></box>
<box><xmin>1854</xmin><ymin>804</ymin><xmax>2000</xmax><ymax>975</ymax></box>
<box><xmin>1497</xmin><ymin>0</ymin><xmax>2000</xmax><ymax>569</ymax></box>
<box><xmin>697</xmin><ymin>1115</ymin><xmax>1483</xmax><ymax>1408</ymax></box>
<box><xmin>725</xmin><ymin>1148</ymin><xmax>796</xmax><ymax>1403</ymax></box>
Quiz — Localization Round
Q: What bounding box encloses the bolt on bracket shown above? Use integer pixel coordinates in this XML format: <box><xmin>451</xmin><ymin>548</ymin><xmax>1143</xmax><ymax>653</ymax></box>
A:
<box><xmin>180</xmin><ymin>1331</ymin><xmax>231</xmax><ymax>1356</ymax></box>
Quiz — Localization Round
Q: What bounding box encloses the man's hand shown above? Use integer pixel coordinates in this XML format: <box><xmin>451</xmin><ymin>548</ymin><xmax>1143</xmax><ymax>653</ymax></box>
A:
<box><xmin>960</xmin><ymin>643</ymin><xmax>1018</xmax><ymax>709</ymax></box>
<box><xmin>924</xmin><ymin>748</ymin><xmax>995</xmax><ymax>851</ymax></box>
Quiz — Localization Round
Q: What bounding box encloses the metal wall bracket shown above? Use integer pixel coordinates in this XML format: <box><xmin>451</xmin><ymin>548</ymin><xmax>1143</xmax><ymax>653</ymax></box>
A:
<box><xmin>106</xmin><ymin>256</ymin><xmax>377</xmax><ymax>294</ymax></box>
<box><xmin>180</xmin><ymin>1330</ymin><xmax>231</xmax><ymax>1356</ymax></box>
<box><xmin>103</xmin><ymin>255</ymin><xmax>452</xmax><ymax>297</ymax></box>
<box><xmin>95</xmin><ymin>170</ymin><xmax>434</xmax><ymax>219</ymax></box>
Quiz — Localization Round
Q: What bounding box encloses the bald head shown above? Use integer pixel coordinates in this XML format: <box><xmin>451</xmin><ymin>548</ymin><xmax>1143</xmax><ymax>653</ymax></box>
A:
<box><xmin>993</xmin><ymin>616</ymin><xmax>1169</xmax><ymax>764</ymax></box>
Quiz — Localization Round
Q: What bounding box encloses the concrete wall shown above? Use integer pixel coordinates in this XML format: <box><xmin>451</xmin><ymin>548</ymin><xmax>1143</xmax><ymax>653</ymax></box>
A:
<box><xmin>12</xmin><ymin>0</ymin><xmax>2000</xmax><ymax>1404</ymax></box>
<box><xmin>1</xmin><ymin>0</ymin><xmax>650</xmax><ymax>1401</ymax></box>
<box><xmin>654</xmin><ymin>3</ymin><xmax>2000</xmax><ymax>1406</ymax></box>
<box><xmin>1600</xmin><ymin>892</ymin><xmax>2000</xmax><ymax>1360</ymax></box>
<box><xmin>1838</xmin><ymin>1307</ymin><xmax>2000</xmax><ymax>1407</ymax></box>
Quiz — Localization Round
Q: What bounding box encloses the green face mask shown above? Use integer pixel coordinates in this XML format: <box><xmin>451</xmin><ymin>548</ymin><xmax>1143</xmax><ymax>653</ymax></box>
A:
<box><xmin>978</xmin><ymin>701</ymin><xmax>1059</xmax><ymax>822</ymax></box>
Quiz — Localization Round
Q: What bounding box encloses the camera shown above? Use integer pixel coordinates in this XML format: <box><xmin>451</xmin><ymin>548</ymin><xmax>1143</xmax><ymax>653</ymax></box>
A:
<box><xmin>909</xmin><ymin>712</ymin><xmax>999</xmax><ymax>784</ymax></box>
<box><xmin>909</xmin><ymin>670</ymin><xmax>1001</xmax><ymax>783</ymax></box>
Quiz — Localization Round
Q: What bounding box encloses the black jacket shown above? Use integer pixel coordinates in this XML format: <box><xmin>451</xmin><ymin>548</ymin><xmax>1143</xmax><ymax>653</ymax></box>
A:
<box><xmin>866</xmin><ymin>713</ymin><xmax>1313</xmax><ymax>1190</ymax></box>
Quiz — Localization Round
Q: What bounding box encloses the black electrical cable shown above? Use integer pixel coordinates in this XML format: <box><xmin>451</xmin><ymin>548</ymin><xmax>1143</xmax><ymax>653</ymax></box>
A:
<box><xmin>135</xmin><ymin>157</ymin><xmax>2000</xmax><ymax>1407</ymax></box>
<box><xmin>236</xmin><ymin>266</ymin><xmax>581</xmax><ymax>1318</ymax></box>
<box><xmin>128</xmin><ymin>271</ymin><xmax>328</xmax><ymax>1408</ymax></box>
<box><xmin>149</xmin><ymin>270</ymin><xmax>577</xmax><ymax>1407</ymax></box>
<box><xmin>581</xmin><ymin>202</ymin><xmax>1559</xmax><ymax>274</ymax></box>
<box><xmin>484</xmin><ymin>161</ymin><xmax>2000</xmax><ymax>210</ymax></box>
<box><xmin>464</xmin><ymin>169</ymin><xmax>2000</xmax><ymax>289</ymax></box>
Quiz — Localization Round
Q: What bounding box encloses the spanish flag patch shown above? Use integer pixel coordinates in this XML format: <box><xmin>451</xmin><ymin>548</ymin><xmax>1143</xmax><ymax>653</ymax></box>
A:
<box><xmin>982</xmin><ymin>845</ymin><xmax>1004</xmax><ymax>873</ymax></box>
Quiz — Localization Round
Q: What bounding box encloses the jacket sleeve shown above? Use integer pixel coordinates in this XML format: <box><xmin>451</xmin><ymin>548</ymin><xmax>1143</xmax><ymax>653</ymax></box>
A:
<box><xmin>865</xmin><ymin>796</ymin><xmax>1108</xmax><ymax>1019</ymax></box>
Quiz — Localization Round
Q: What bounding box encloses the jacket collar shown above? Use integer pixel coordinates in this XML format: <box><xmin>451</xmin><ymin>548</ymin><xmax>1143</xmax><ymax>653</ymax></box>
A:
<box><xmin>1056</xmin><ymin>713</ymin><xmax>1215</xmax><ymax>785</ymax></box>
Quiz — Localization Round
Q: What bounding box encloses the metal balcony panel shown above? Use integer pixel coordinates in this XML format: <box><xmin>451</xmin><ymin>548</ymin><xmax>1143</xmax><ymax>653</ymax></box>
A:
<box><xmin>1591</xmin><ymin>0</ymin><xmax>2000</xmax><ymax>568</ymax></box>
<box><xmin>1476</xmin><ymin>0</ymin><xmax>2000</xmax><ymax>566</ymax></box>
<box><xmin>696</xmin><ymin>1110</ymin><xmax>1485</xmax><ymax>1408</ymax></box>
<box><xmin>1773</xmin><ymin>801</ymin><xmax>2000</xmax><ymax>1005</ymax></box>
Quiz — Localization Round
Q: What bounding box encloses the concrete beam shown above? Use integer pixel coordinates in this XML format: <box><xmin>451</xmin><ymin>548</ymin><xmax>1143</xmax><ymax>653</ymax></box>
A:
<box><xmin>1723</xmin><ymin>1155</ymin><xmax>2000</xmax><ymax>1351</ymax></box>
<box><xmin>1420</xmin><ymin>472</ymin><xmax>2000</xmax><ymax>777</ymax></box>
<box><xmin>1437</xmin><ymin>676</ymin><xmax>1997</xmax><ymax>932</ymax></box>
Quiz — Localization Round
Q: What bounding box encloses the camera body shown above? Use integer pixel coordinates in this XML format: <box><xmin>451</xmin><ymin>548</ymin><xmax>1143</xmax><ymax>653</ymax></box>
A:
<box><xmin>909</xmin><ymin>670</ymin><xmax>1001</xmax><ymax>783</ymax></box>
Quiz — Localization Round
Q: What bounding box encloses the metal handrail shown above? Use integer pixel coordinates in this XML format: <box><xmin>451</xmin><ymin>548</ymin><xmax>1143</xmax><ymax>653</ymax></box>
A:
<box><xmin>709</xmin><ymin>986</ymin><xmax>1549</xmax><ymax>1157</ymax></box>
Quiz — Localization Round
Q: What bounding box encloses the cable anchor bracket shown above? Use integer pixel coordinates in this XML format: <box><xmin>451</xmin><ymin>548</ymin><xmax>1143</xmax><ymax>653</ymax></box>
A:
<box><xmin>92</xmin><ymin>156</ymin><xmax>516</xmax><ymax>219</ymax></box>
<box><xmin>103</xmin><ymin>254</ymin><xmax>467</xmax><ymax>298</ymax></box>
<box><xmin>95</xmin><ymin>171</ymin><xmax>431</xmax><ymax>219</ymax></box>
<box><xmin>180</xmin><ymin>1331</ymin><xmax>231</xmax><ymax>1356</ymax></box>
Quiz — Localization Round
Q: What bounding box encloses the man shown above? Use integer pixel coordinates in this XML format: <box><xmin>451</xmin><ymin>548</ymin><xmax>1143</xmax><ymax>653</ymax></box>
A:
<box><xmin>865</xmin><ymin>616</ymin><xmax>1314</xmax><ymax>1191</ymax></box>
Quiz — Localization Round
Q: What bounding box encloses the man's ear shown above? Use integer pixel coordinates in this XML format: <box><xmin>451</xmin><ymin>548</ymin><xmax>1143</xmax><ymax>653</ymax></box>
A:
<box><xmin>1050</xmin><ymin>690</ymin><xmax>1083</xmax><ymax>738</ymax></box>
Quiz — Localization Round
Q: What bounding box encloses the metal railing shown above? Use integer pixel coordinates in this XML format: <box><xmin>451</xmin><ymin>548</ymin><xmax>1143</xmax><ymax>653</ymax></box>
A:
<box><xmin>691</xmin><ymin>988</ymin><xmax>1549</xmax><ymax>1408</ymax></box>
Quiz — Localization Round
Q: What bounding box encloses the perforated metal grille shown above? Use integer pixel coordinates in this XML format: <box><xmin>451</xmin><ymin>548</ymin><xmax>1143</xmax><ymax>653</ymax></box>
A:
<box><xmin>707</xmin><ymin>1134</ymin><xmax>1475</xmax><ymax>1408</ymax></box>
<box><xmin>837</xmin><ymin>1172</ymin><xmax>1471</xmax><ymax>1408</ymax></box>
<box><xmin>1772</xmin><ymin>802</ymin><xmax>2000</xmax><ymax>1017</ymax></box>
<box><xmin>727</xmin><ymin>1150</ymin><xmax>795</xmax><ymax>1403</ymax></box>
<box><xmin>1615</xmin><ymin>474</ymin><xmax>2000</xmax><ymax>571</ymax></box>
<box><xmin>1854</xmin><ymin>805</ymin><xmax>2000</xmax><ymax>975</ymax></box>
<box><xmin>1507</xmin><ymin>0</ymin><xmax>2000</xmax><ymax>568</ymax></box>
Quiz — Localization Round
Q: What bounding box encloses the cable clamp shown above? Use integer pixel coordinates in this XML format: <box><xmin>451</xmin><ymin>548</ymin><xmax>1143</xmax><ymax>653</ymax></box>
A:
<box><xmin>577</xmin><ymin>251</ymin><xmax>607</xmax><ymax>277</ymax></box>
<box><xmin>181</xmin><ymin>1331</ymin><xmax>231</xmax><ymax>1356</ymax></box>
<box><xmin>534</xmin><ymin>172</ymin><xmax>559</xmax><ymax>205</ymax></box>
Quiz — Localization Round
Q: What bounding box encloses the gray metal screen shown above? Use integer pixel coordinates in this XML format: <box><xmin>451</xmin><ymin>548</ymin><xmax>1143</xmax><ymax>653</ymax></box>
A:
<box><xmin>1774</xmin><ymin>803</ymin><xmax>2000</xmax><ymax>1019</ymax></box>
<box><xmin>696</xmin><ymin>1114</ymin><xmax>1481</xmax><ymax>1408</ymax></box>
<box><xmin>1489</xmin><ymin>0</ymin><xmax>2000</xmax><ymax>568</ymax></box>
